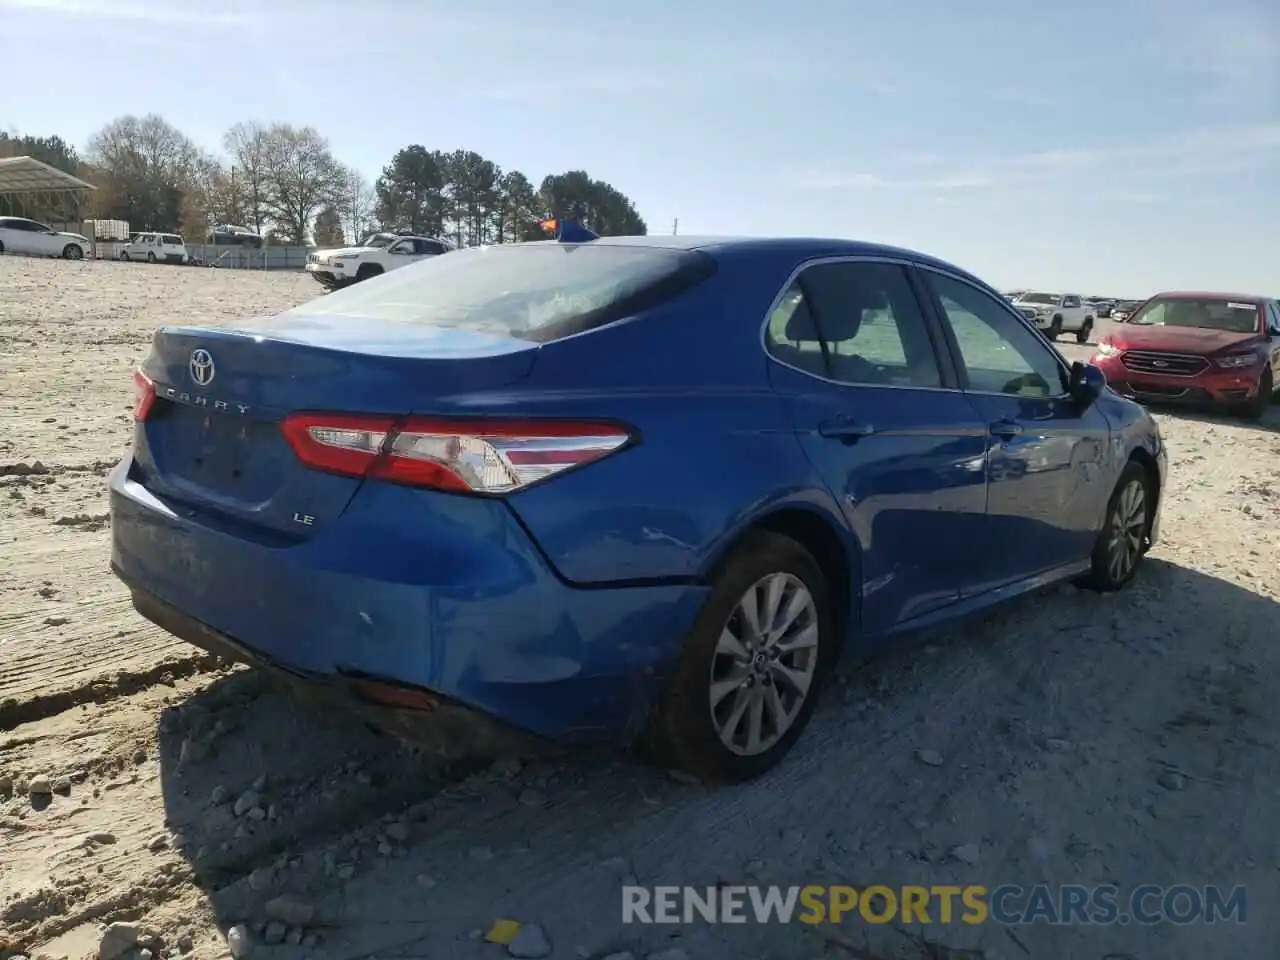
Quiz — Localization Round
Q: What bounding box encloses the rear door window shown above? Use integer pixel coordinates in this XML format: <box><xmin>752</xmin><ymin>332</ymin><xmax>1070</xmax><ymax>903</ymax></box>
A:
<box><xmin>765</xmin><ymin>261</ymin><xmax>943</xmax><ymax>388</ymax></box>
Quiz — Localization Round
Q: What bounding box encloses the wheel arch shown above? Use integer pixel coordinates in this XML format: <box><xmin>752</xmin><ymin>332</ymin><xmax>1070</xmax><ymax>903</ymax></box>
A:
<box><xmin>700</xmin><ymin>500</ymin><xmax>861</xmax><ymax>640</ymax></box>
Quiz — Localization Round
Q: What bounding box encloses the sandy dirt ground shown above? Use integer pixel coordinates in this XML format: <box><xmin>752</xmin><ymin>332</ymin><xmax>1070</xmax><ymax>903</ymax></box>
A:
<box><xmin>2</xmin><ymin>255</ymin><xmax>1280</xmax><ymax>960</ymax></box>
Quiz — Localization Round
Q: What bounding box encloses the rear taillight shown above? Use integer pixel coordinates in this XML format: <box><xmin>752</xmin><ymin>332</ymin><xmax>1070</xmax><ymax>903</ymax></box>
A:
<box><xmin>133</xmin><ymin>370</ymin><xmax>156</xmax><ymax>422</ymax></box>
<box><xmin>280</xmin><ymin>413</ymin><xmax>633</xmax><ymax>494</ymax></box>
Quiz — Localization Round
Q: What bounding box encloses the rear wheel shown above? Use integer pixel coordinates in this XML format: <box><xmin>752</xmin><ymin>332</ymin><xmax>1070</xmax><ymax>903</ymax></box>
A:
<box><xmin>644</xmin><ymin>531</ymin><xmax>836</xmax><ymax>783</ymax></box>
<box><xmin>147</xmin><ymin>252</ymin><xmax>157</xmax><ymax>263</ymax></box>
<box><xmin>1076</xmin><ymin>319</ymin><xmax>1093</xmax><ymax>344</ymax></box>
<box><xmin>120</xmin><ymin>251</ymin><xmax>131</xmax><ymax>261</ymax></box>
<box><xmin>1237</xmin><ymin>369</ymin><xmax>1273</xmax><ymax>422</ymax></box>
<box><xmin>1078</xmin><ymin>461</ymin><xmax>1151</xmax><ymax>592</ymax></box>
<box><xmin>62</xmin><ymin>243</ymin><xmax>83</xmax><ymax>260</ymax></box>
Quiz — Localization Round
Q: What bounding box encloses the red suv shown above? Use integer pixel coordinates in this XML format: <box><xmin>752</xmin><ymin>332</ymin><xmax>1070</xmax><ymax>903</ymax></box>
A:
<box><xmin>1090</xmin><ymin>292</ymin><xmax>1280</xmax><ymax>420</ymax></box>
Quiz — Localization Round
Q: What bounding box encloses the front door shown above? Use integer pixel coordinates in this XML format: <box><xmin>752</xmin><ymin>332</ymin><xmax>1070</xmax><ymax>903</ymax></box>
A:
<box><xmin>1267</xmin><ymin>302</ymin><xmax>1280</xmax><ymax>381</ymax></box>
<box><xmin>920</xmin><ymin>269</ymin><xmax>1112</xmax><ymax>593</ymax></box>
<box><xmin>387</xmin><ymin>239</ymin><xmax>422</xmax><ymax>266</ymax></box>
<box><xmin>31</xmin><ymin>221</ymin><xmax>61</xmax><ymax>256</ymax></box>
<box><xmin>765</xmin><ymin>258</ymin><xmax>989</xmax><ymax>637</ymax></box>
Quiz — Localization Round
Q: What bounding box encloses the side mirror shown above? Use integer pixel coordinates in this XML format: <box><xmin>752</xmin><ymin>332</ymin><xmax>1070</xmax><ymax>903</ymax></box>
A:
<box><xmin>1069</xmin><ymin>361</ymin><xmax>1106</xmax><ymax>407</ymax></box>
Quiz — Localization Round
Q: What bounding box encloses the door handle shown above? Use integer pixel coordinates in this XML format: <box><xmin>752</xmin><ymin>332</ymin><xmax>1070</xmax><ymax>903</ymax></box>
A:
<box><xmin>818</xmin><ymin>418</ymin><xmax>876</xmax><ymax>442</ymax></box>
<box><xmin>989</xmin><ymin>419</ymin><xmax>1023</xmax><ymax>439</ymax></box>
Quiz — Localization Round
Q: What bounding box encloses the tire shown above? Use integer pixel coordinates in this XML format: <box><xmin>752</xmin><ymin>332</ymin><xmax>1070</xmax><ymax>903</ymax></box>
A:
<box><xmin>1076</xmin><ymin>319</ymin><xmax>1093</xmax><ymax>344</ymax></box>
<box><xmin>120</xmin><ymin>251</ymin><xmax>130</xmax><ymax>261</ymax></box>
<box><xmin>1237</xmin><ymin>369</ymin><xmax>1272</xmax><ymax>422</ymax></box>
<box><xmin>62</xmin><ymin>244</ymin><xmax>83</xmax><ymax>260</ymax></box>
<box><xmin>1078</xmin><ymin>461</ymin><xmax>1152</xmax><ymax>593</ymax></box>
<box><xmin>147</xmin><ymin>252</ymin><xmax>157</xmax><ymax>263</ymax></box>
<box><xmin>1047</xmin><ymin>317</ymin><xmax>1063</xmax><ymax>341</ymax></box>
<box><xmin>643</xmin><ymin>530</ymin><xmax>837</xmax><ymax>783</ymax></box>
<box><xmin>354</xmin><ymin>263</ymin><xmax>383</xmax><ymax>282</ymax></box>
<box><xmin>0</xmin><ymin>240</ymin><xmax>6</xmax><ymax>253</ymax></box>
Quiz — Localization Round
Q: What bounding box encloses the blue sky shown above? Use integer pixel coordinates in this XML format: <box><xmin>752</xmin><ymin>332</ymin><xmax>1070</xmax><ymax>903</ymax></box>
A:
<box><xmin>3</xmin><ymin>0</ymin><xmax>1277</xmax><ymax>294</ymax></box>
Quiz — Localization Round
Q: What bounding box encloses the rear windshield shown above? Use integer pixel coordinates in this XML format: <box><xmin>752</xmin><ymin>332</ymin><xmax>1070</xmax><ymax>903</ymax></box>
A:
<box><xmin>278</xmin><ymin>242</ymin><xmax>717</xmax><ymax>342</ymax></box>
<box><xmin>1128</xmin><ymin>297</ymin><xmax>1260</xmax><ymax>334</ymax></box>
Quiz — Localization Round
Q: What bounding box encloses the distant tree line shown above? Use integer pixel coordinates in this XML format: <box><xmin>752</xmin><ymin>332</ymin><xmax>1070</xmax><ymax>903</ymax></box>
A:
<box><xmin>0</xmin><ymin>118</ymin><xmax>647</xmax><ymax>247</ymax></box>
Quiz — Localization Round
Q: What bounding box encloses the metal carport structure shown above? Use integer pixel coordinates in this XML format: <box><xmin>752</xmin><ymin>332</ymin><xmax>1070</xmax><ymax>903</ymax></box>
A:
<box><xmin>0</xmin><ymin>156</ymin><xmax>96</xmax><ymax>220</ymax></box>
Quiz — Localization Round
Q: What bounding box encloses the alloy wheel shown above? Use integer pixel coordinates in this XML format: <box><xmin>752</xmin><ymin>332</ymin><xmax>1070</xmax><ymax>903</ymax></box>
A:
<box><xmin>709</xmin><ymin>572</ymin><xmax>819</xmax><ymax>757</ymax></box>
<box><xmin>1107</xmin><ymin>479</ymin><xmax>1147</xmax><ymax>581</ymax></box>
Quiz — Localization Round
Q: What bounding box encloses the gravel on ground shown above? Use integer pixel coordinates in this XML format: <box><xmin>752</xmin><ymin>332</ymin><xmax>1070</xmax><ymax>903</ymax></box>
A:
<box><xmin>2</xmin><ymin>256</ymin><xmax>1278</xmax><ymax>960</ymax></box>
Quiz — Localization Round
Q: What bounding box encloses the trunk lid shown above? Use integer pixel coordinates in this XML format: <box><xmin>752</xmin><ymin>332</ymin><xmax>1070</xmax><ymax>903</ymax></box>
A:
<box><xmin>133</xmin><ymin>316</ymin><xmax>537</xmax><ymax>540</ymax></box>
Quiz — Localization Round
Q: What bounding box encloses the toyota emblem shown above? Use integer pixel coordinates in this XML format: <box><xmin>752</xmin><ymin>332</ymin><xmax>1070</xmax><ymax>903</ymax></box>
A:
<box><xmin>189</xmin><ymin>348</ymin><xmax>215</xmax><ymax>386</ymax></box>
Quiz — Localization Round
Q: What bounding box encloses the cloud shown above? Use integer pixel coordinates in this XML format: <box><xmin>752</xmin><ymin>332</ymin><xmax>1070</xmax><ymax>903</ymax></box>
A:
<box><xmin>0</xmin><ymin>0</ymin><xmax>253</xmax><ymax>24</ymax></box>
<box><xmin>792</xmin><ymin>171</ymin><xmax>994</xmax><ymax>191</ymax></box>
<box><xmin>1147</xmin><ymin>3</ymin><xmax>1280</xmax><ymax>108</ymax></box>
<box><xmin>475</xmin><ymin>73</ymin><xmax>672</xmax><ymax>104</ymax></box>
<box><xmin>793</xmin><ymin>122</ymin><xmax>1280</xmax><ymax>194</ymax></box>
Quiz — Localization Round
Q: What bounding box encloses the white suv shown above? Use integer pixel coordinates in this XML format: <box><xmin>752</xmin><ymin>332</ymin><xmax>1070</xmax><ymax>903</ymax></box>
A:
<box><xmin>120</xmin><ymin>232</ymin><xmax>188</xmax><ymax>264</ymax></box>
<box><xmin>0</xmin><ymin>217</ymin><xmax>91</xmax><ymax>259</ymax></box>
<box><xmin>305</xmin><ymin>233</ymin><xmax>452</xmax><ymax>289</ymax></box>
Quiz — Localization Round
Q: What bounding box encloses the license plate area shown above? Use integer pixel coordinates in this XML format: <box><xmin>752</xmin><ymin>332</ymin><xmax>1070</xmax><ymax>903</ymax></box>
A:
<box><xmin>151</xmin><ymin>401</ymin><xmax>289</xmax><ymax>499</ymax></box>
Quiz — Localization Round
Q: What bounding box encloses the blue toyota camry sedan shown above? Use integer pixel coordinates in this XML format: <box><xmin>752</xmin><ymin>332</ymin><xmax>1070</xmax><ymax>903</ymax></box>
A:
<box><xmin>109</xmin><ymin>229</ymin><xmax>1166</xmax><ymax>782</ymax></box>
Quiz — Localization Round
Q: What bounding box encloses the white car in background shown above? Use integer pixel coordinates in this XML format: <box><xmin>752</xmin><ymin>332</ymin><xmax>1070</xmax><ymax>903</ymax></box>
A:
<box><xmin>1009</xmin><ymin>291</ymin><xmax>1095</xmax><ymax>343</ymax></box>
<box><xmin>0</xmin><ymin>216</ymin><xmax>91</xmax><ymax>259</ymax></box>
<box><xmin>305</xmin><ymin>232</ymin><xmax>452</xmax><ymax>290</ymax></box>
<box><xmin>120</xmin><ymin>232</ymin><xmax>189</xmax><ymax>264</ymax></box>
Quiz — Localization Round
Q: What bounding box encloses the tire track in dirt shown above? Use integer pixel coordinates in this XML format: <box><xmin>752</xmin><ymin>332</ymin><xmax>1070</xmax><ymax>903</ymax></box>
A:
<box><xmin>0</xmin><ymin>259</ymin><xmax>318</xmax><ymax>734</ymax></box>
<box><xmin>5</xmin><ymin>257</ymin><xmax>1280</xmax><ymax>960</ymax></box>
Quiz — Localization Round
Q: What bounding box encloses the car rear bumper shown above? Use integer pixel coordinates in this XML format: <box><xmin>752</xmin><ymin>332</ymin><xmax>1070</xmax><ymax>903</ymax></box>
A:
<box><xmin>108</xmin><ymin>460</ymin><xmax>706</xmax><ymax>752</ymax></box>
<box><xmin>1094</xmin><ymin>355</ymin><xmax>1265</xmax><ymax>405</ymax></box>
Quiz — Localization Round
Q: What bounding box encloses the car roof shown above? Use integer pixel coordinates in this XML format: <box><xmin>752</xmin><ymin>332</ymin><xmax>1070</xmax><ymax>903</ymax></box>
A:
<box><xmin>557</xmin><ymin>234</ymin><xmax>993</xmax><ymax>286</ymax></box>
<box><xmin>1149</xmin><ymin>291</ymin><xmax>1267</xmax><ymax>304</ymax></box>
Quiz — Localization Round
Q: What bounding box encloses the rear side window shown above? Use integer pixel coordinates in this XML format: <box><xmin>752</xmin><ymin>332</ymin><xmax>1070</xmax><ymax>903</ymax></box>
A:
<box><xmin>765</xmin><ymin>261</ymin><xmax>941</xmax><ymax>388</ymax></box>
<box><xmin>162</xmin><ymin>235</ymin><xmax>183</xmax><ymax>245</ymax></box>
<box><xmin>280</xmin><ymin>243</ymin><xmax>718</xmax><ymax>342</ymax></box>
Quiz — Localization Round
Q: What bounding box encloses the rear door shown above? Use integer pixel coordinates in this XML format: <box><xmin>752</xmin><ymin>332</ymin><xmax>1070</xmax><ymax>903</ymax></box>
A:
<box><xmin>4</xmin><ymin>219</ymin><xmax>42</xmax><ymax>254</ymax></box>
<box><xmin>0</xmin><ymin>218</ymin><xmax>27</xmax><ymax>253</ymax></box>
<box><xmin>765</xmin><ymin>258</ymin><xmax>989</xmax><ymax>635</ymax></box>
<box><xmin>918</xmin><ymin>268</ymin><xmax>1111</xmax><ymax>591</ymax></box>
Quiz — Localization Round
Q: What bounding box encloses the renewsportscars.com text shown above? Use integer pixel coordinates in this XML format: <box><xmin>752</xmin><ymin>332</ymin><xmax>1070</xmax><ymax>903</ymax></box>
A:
<box><xmin>622</xmin><ymin>884</ymin><xmax>1247</xmax><ymax>926</ymax></box>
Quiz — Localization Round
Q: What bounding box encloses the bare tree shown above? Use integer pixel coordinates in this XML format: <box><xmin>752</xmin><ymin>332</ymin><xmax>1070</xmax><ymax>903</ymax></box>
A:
<box><xmin>222</xmin><ymin>122</ymin><xmax>273</xmax><ymax>235</ymax></box>
<box><xmin>86</xmin><ymin>114</ymin><xmax>202</xmax><ymax>230</ymax></box>
<box><xmin>179</xmin><ymin>152</ymin><xmax>227</xmax><ymax>241</ymax></box>
<box><xmin>336</xmin><ymin>167</ymin><xmax>377</xmax><ymax>245</ymax></box>
<box><xmin>259</xmin><ymin>124</ymin><xmax>345</xmax><ymax>246</ymax></box>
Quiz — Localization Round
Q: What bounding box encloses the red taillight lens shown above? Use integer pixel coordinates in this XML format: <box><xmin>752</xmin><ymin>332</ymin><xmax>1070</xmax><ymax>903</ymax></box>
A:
<box><xmin>133</xmin><ymin>370</ymin><xmax>156</xmax><ymax>422</ymax></box>
<box><xmin>280</xmin><ymin>413</ymin><xmax>633</xmax><ymax>494</ymax></box>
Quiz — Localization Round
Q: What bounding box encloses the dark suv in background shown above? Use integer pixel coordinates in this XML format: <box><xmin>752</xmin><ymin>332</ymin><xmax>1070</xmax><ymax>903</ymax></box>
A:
<box><xmin>211</xmin><ymin>224</ymin><xmax>263</xmax><ymax>248</ymax></box>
